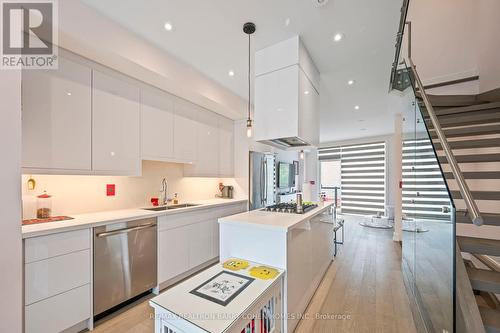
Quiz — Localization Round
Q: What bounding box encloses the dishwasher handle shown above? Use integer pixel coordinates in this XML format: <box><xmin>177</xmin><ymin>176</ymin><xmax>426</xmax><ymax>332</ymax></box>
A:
<box><xmin>95</xmin><ymin>223</ymin><xmax>156</xmax><ymax>238</ymax></box>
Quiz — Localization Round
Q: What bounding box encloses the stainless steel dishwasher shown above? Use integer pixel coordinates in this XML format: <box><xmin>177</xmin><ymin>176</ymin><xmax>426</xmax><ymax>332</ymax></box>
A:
<box><xmin>93</xmin><ymin>218</ymin><xmax>157</xmax><ymax>316</ymax></box>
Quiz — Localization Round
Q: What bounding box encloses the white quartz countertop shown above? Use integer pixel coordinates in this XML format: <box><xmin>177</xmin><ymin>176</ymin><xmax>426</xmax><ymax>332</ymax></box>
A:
<box><xmin>218</xmin><ymin>201</ymin><xmax>334</xmax><ymax>231</ymax></box>
<box><xmin>22</xmin><ymin>199</ymin><xmax>247</xmax><ymax>239</ymax></box>
<box><xmin>150</xmin><ymin>260</ymin><xmax>283</xmax><ymax>333</ymax></box>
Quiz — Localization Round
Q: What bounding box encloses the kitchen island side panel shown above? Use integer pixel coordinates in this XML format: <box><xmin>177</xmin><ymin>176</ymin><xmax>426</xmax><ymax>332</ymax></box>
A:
<box><xmin>219</xmin><ymin>222</ymin><xmax>288</xmax><ymax>269</ymax></box>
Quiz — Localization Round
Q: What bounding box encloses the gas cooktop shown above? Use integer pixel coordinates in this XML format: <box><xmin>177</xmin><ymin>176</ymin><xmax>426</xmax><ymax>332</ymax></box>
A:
<box><xmin>263</xmin><ymin>203</ymin><xmax>318</xmax><ymax>214</ymax></box>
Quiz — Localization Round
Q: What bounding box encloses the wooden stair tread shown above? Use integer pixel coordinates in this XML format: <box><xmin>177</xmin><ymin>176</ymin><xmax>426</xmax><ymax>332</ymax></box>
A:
<box><xmin>432</xmin><ymin>101</ymin><xmax>500</xmax><ymax>116</ymax></box>
<box><xmin>452</xmin><ymin>191</ymin><xmax>500</xmax><ymax>203</ymax></box>
<box><xmin>434</xmin><ymin>138</ymin><xmax>500</xmax><ymax>150</ymax></box>
<box><xmin>479</xmin><ymin>306</ymin><xmax>500</xmax><ymax>333</ymax></box>
<box><xmin>445</xmin><ymin>172</ymin><xmax>500</xmax><ymax>180</ymax></box>
<box><xmin>438</xmin><ymin>154</ymin><xmax>500</xmax><ymax>163</ymax></box>
<box><xmin>429</xmin><ymin>123</ymin><xmax>500</xmax><ymax>138</ymax></box>
<box><xmin>458</xmin><ymin>237</ymin><xmax>500</xmax><ymax>257</ymax></box>
<box><xmin>467</xmin><ymin>267</ymin><xmax>500</xmax><ymax>294</ymax></box>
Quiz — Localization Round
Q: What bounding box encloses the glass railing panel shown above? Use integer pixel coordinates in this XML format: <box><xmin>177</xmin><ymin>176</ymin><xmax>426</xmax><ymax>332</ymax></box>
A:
<box><xmin>401</xmin><ymin>60</ymin><xmax>456</xmax><ymax>333</ymax></box>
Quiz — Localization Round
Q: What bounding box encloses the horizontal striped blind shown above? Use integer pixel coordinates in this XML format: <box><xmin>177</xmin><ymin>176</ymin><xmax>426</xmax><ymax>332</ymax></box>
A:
<box><xmin>319</xmin><ymin>142</ymin><xmax>386</xmax><ymax>216</ymax></box>
<box><xmin>402</xmin><ymin>139</ymin><xmax>451</xmax><ymax>220</ymax></box>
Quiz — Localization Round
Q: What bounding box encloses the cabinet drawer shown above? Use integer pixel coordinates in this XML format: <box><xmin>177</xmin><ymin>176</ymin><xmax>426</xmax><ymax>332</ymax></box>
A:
<box><xmin>24</xmin><ymin>229</ymin><xmax>90</xmax><ymax>263</ymax></box>
<box><xmin>25</xmin><ymin>249</ymin><xmax>90</xmax><ymax>305</ymax></box>
<box><xmin>25</xmin><ymin>284</ymin><xmax>90</xmax><ymax>333</ymax></box>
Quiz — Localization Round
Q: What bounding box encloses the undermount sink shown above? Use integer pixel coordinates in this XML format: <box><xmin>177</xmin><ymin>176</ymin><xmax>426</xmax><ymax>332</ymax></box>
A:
<box><xmin>142</xmin><ymin>204</ymin><xmax>200</xmax><ymax>211</ymax></box>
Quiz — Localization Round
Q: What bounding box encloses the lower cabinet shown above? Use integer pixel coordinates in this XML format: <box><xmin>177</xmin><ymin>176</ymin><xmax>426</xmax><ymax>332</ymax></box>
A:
<box><xmin>157</xmin><ymin>203</ymin><xmax>246</xmax><ymax>287</ymax></box>
<box><xmin>158</xmin><ymin>226</ymin><xmax>190</xmax><ymax>283</ymax></box>
<box><xmin>24</xmin><ymin>229</ymin><xmax>91</xmax><ymax>333</ymax></box>
<box><xmin>25</xmin><ymin>284</ymin><xmax>90</xmax><ymax>333</ymax></box>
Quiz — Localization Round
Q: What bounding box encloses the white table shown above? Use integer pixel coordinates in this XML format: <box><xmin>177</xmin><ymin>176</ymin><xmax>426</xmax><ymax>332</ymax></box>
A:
<box><xmin>150</xmin><ymin>260</ymin><xmax>283</xmax><ymax>333</ymax></box>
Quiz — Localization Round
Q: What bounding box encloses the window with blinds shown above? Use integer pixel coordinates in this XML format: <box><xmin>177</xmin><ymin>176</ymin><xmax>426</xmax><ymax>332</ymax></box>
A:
<box><xmin>319</xmin><ymin>142</ymin><xmax>386</xmax><ymax>216</ymax></box>
<box><xmin>402</xmin><ymin>139</ymin><xmax>451</xmax><ymax>221</ymax></box>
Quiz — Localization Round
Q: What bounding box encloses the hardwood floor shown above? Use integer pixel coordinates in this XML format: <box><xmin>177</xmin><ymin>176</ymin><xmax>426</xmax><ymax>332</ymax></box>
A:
<box><xmin>91</xmin><ymin>217</ymin><xmax>416</xmax><ymax>333</ymax></box>
<box><xmin>295</xmin><ymin>217</ymin><xmax>417</xmax><ymax>333</ymax></box>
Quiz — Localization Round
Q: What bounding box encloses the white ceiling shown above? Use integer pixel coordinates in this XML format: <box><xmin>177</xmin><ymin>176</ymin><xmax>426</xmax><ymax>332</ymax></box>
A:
<box><xmin>81</xmin><ymin>0</ymin><xmax>403</xmax><ymax>143</ymax></box>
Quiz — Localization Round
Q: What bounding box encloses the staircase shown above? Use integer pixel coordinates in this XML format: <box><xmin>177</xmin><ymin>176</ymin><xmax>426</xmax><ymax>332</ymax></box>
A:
<box><xmin>419</xmin><ymin>89</ymin><xmax>500</xmax><ymax>333</ymax></box>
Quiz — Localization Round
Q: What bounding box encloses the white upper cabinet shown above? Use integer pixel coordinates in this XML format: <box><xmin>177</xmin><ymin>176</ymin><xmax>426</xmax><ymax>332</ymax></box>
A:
<box><xmin>141</xmin><ymin>88</ymin><xmax>175</xmax><ymax>161</ymax></box>
<box><xmin>173</xmin><ymin>98</ymin><xmax>198</xmax><ymax>164</ymax></box>
<box><xmin>184</xmin><ymin>108</ymin><xmax>219</xmax><ymax>177</ymax></box>
<box><xmin>22</xmin><ymin>56</ymin><xmax>92</xmax><ymax>171</ymax></box>
<box><xmin>218</xmin><ymin>116</ymin><xmax>234</xmax><ymax>177</ymax></box>
<box><xmin>92</xmin><ymin>70</ymin><xmax>141</xmax><ymax>175</ymax></box>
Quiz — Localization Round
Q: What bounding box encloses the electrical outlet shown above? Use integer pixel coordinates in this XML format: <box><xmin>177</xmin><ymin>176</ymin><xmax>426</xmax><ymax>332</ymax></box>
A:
<box><xmin>106</xmin><ymin>184</ymin><xmax>115</xmax><ymax>196</ymax></box>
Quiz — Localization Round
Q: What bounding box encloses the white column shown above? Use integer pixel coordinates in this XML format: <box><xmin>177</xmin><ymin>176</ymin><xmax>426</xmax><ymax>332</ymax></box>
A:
<box><xmin>393</xmin><ymin>113</ymin><xmax>403</xmax><ymax>242</ymax></box>
<box><xmin>0</xmin><ymin>70</ymin><xmax>23</xmax><ymax>332</ymax></box>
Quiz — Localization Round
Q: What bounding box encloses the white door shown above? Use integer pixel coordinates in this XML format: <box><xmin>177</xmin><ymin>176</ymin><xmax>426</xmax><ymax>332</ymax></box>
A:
<box><xmin>22</xmin><ymin>56</ymin><xmax>92</xmax><ymax>171</ymax></box>
<box><xmin>188</xmin><ymin>220</ymin><xmax>213</xmax><ymax>268</ymax></box>
<box><xmin>92</xmin><ymin>70</ymin><xmax>141</xmax><ymax>175</ymax></box>
<box><xmin>141</xmin><ymin>88</ymin><xmax>174</xmax><ymax>160</ymax></box>
<box><xmin>218</xmin><ymin>116</ymin><xmax>234</xmax><ymax>177</ymax></box>
<box><xmin>158</xmin><ymin>227</ymin><xmax>190</xmax><ymax>284</ymax></box>
<box><xmin>173</xmin><ymin>99</ymin><xmax>198</xmax><ymax>163</ymax></box>
<box><xmin>185</xmin><ymin>110</ymin><xmax>219</xmax><ymax>176</ymax></box>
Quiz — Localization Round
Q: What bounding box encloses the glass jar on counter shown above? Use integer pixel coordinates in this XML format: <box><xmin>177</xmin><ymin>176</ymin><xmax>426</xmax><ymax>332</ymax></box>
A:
<box><xmin>37</xmin><ymin>191</ymin><xmax>52</xmax><ymax>219</ymax></box>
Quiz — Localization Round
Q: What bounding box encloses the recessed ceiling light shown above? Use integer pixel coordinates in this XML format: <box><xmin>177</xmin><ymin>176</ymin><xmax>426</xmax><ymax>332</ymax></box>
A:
<box><xmin>304</xmin><ymin>91</ymin><xmax>310</xmax><ymax>95</ymax></box>
<box><xmin>228</xmin><ymin>70</ymin><xmax>235</xmax><ymax>77</ymax></box>
<box><xmin>354</xmin><ymin>105</ymin><xmax>360</xmax><ymax>110</ymax></box>
<box><xmin>164</xmin><ymin>22</ymin><xmax>173</xmax><ymax>31</ymax></box>
<box><xmin>347</xmin><ymin>80</ymin><xmax>355</xmax><ymax>85</ymax></box>
<box><xmin>333</xmin><ymin>33</ymin><xmax>343</xmax><ymax>42</ymax></box>
<box><xmin>360</xmin><ymin>128</ymin><xmax>367</xmax><ymax>131</ymax></box>
<box><xmin>66</xmin><ymin>92</ymin><xmax>72</xmax><ymax>96</ymax></box>
<box><xmin>358</xmin><ymin>119</ymin><xmax>365</xmax><ymax>122</ymax></box>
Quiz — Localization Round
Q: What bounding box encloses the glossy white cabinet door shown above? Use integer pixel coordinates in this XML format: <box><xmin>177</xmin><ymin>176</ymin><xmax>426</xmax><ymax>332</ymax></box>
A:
<box><xmin>25</xmin><ymin>249</ymin><xmax>90</xmax><ymax>305</ymax></box>
<box><xmin>254</xmin><ymin>65</ymin><xmax>299</xmax><ymax>142</ymax></box>
<box><xmin>218</xmin><ymin>116</ymin><xmax>234</xmax><ymax>177</ymax></box>
<box><xmin>298</xmin><ymin>68</ymin><xmax>320</xmax><ymax>147</ymax></box>
<box><xmin>173</xmin><ymin>99</ymin><xmax>198</xmax><ymax>163</ymax></box>
<box><xmin>22</xmin><ymin>56</ymin><xmax>92</xmax><ymax>170</ymax></box>
<box><xmin>141</xmin><ymin>88</ymin><xmax>175</xmax><ymax>161</ymax></box>
<box><xmin>188</xmin><ymin>219</ymin><xmax>214</xmax><ymax>269</ymax></box>
<box><xmin>25</xmin><ymin>284</ymin><xmax>90</xmax><ymax>333</ymax></box>
<box><xmin>158</xmin><ymin>227</ymin><xmax>190</xmax><ymax>284</ymax></box>
<box><xmin>92</xmin><ymin>70</ymin><xmax>141</xmax><ymax>175</ymax></box>
<box><xmin>185</xmin><ymin>110</ymin><xmax>219</xmax><ymax>176</ymax></box>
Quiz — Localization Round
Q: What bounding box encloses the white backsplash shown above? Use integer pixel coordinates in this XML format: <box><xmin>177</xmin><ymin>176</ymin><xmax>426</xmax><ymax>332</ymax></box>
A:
<box><xmin>22</xmin><ymin>160</ymin><xmax>240</xmax><ymax>219</ymax></box>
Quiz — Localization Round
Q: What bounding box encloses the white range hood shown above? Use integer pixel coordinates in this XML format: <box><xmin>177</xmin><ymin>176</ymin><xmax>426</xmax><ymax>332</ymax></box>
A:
<box><xmin>254</xmin><ymin>36</ymin><xmax>320</xmax><ymax>149</ymax></box>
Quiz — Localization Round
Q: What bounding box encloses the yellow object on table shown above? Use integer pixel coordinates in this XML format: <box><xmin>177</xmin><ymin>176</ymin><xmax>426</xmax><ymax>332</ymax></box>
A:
<box><xmin>223</xmin><ymin>258</ymin><xmax>250</xmax><ymax>271</ymax></box>
<box><xmin>249</xmin><ymin>266</ymin><xmax>279</xmax><ymax>280</ymax></box>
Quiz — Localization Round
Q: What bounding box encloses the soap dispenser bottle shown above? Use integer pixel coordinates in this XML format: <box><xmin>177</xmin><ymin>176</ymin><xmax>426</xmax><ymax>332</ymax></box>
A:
<box><xmin>173</xmin><ymin>193</ymin><xmax>179</xmax><ymax>205</ymax></box>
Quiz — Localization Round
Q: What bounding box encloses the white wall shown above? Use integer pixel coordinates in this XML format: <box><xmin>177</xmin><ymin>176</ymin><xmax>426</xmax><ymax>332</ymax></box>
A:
<box><xmin>405</xmin><ymin>0</ymin><xmax>479</xmax><ymax>89</ymax></box>
<box><xmin>406</xmin><ymin>0</ymin><xmax>500</xmax><ymax>94</ymax></box>
<box><xmin>22</xmin><ymin>161</ymin><xmax>237</xmax><ymax>218</ymax></box>
<box><xmin>477</xmin><ymin>0</ymin><xmax>500</xmax><ymax>92</ymax></box>
<box><xmin>0</xmin><ymin>71</ymin><xmax>23</xmax><ymax>332</ymax></box>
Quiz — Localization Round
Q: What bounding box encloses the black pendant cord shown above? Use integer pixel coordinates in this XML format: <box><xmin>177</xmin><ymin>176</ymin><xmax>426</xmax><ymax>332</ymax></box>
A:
<box><xmin>247</xmin><ymin>33</ymin><xmax>251</xmax><ymax>122</ymax></box>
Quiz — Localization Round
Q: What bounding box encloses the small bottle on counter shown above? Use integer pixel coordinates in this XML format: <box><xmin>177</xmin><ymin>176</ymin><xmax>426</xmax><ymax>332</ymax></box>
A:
<box><xmin>36</xmin><ymin>191</ymin><xmax>52</xmax><ymax>219</ymax></box>
<box><xmin>173</xmin><ymin>193</ymin><xmax>179</xmax><ymax>205</ymax></box>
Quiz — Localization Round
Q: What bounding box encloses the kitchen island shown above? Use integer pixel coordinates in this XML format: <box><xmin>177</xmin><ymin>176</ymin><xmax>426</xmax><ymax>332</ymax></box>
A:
<box><xmin>219</xmin><ymin>202</ymin><xmax>335</xmax><ymax>333</ymax></box>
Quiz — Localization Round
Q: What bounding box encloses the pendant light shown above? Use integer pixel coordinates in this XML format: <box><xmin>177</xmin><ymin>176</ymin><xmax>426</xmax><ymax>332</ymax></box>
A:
<box><xmin>243</xmin><ymin>22</ymin><xmax>256</xmax><ymax>138</ymax></box>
